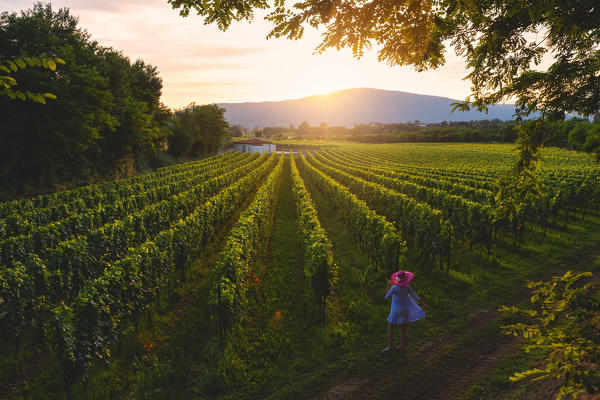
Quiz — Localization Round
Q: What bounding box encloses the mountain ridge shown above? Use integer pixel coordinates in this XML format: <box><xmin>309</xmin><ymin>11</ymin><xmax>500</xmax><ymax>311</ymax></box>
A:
<box><xmin>218</xmin><ymin>88</ymin><xmax>516</xmax><ymax>129</ymax></box>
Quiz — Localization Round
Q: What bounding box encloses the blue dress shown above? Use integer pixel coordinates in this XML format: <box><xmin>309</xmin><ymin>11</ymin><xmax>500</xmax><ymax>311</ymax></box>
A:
<box><xmin>385</xmin><ymin>285</ymin><xmax>426</xmax><ymax>324</ymax></box>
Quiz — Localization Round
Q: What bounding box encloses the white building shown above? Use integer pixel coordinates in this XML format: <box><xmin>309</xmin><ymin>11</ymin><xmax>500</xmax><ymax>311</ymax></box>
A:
<box><xmin>232</xmin><ymin>138</ymin><xmax>277</xmax><ymax>154</ymax></box>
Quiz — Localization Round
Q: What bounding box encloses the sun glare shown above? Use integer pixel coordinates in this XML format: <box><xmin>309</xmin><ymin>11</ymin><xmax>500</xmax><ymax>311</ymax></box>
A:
<box><xmin>251</xmin><ymin>49</ymin><xmax>373</xmax><ymax>102</ymax></box>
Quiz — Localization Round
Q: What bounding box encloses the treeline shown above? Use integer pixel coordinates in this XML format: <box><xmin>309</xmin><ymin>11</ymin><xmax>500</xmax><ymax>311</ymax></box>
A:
<box><xmin>348</xmin><ymin>123</ymin><xmax>517</xmax><ymax>143</ymax></box>
<box><xmin>246</xmin><ymin>120</ymin><xmax>519</xmax><ymax>143</ymax></box>
<box><xmin>247</xmin><ymin>118</ymin><xmax>600</xmax><ymax>158</ymax></box>
<box><xmin>0</xmin><ymin>4</ymin><xmax>229</xmax><ymax>199</ymax></box>
<box><xmin>168</xmin><ymin>103</ymin><xmax>229</xmax><ymax>158</ymax></box>
<box><xmin>543</xmin><ymin>118</ymin><xmax>600</xmax><ymax>159</ymax></box>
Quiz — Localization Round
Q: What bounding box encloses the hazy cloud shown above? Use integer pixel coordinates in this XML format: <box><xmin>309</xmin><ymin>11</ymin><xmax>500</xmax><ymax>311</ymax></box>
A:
<box><xmin>5</xmin><ymin>0</ymin><xmax>167</xmax><ymax>14</ymax></box>
<box><xmin>167</xmin><ymin>81</ymin><xmax>254</xmax><ymax>87</ymax></box>
<box><xmin>165</xmin><ymin>62</ymin><xmax>258</xmax><ymax>72</ymax></box>
<box><xmin>5</xmin><ymin>0</ymin><xmax>475</xmax><ymax>108</ymax></box>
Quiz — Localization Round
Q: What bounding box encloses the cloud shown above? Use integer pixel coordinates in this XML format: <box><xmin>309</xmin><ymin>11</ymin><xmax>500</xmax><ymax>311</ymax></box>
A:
<box><xmin>5</xmin><ymin>0</ymin><xmax>477</xmax><ymax>108</ymax></box>
<box><xmin>164</xmin><ymin>62</ymin><xmax>258</xmax><ymax>72</ymax></box>
<box><xmin>167</xmin><ymin>81</ymin><xmax>253</xmax><ymax>88</ymax></box>
<box><xmin>4</xmin><ymin>0</ymin><xmax>156</xmax><ymax>14</ymax></box>
<box><xmin>101</xmin><ymin>41</ymin><xmax>271</xmax><ymax>59</ymax></box>
<box><xmin>13</xmin><ymin>0</ymin><xmax>166</xmax><ymax>13</ymax></box>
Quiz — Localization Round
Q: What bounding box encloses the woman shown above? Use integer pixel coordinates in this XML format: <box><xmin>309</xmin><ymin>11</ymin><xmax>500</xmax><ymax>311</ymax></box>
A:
<box><xmin>381</xmin><ymin>270</ymin><xmax>426</xmax><ymax>353</ymax></box>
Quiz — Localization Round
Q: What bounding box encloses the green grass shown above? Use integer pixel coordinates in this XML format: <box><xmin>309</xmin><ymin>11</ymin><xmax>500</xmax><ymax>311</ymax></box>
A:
<box><xmin>202</xmin><ymin>157</ymin><xmax>353</xmax><ymax>399</ymax></box>
<box><xmin>270</xmin><ymin>164</ymin><xmax>600</xmax><ymax>399</ymax></box>
<box><xmin>457</xmin><ymin>228</ymin><xmax>600</xmax><ymax>400</ymax></box>
<box><xmin>206</xmin><ymin>157</ymin><xmax>312</xmax><ymax>398</ymax></box>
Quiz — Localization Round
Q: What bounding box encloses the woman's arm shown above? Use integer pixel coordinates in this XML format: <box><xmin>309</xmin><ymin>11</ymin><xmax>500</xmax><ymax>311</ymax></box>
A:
<box><xmin>385</xmin><ymin>280</ymin><xmax>394</xmax><ymax>299</ymax></box>
<box><xmin>407</xmin><ymin>285</ymin><xmax>420</xmax><ymax>301</ymax></box>
<box><xmin>408</xmin><ymin>286</ymin><xmax>426</xmax><ymax>309</ymax></box>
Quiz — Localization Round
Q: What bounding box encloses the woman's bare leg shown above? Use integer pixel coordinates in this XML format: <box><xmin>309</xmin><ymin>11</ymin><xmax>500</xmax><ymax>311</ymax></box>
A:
<box><xmin>382</xmin><ymin>323</ymin><xmax>394</xmax><ymax>351</ymax></box>
<box><xmin>397</xmin><ymin>322</ymin><xmax>407</xmax><ymax>350</ymax></box>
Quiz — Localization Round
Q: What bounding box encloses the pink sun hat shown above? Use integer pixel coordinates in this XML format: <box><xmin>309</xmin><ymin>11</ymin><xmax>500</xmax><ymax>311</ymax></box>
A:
<box><xmin>391</xmin><ymin>270</ymin><xmax>414</xmax><ymax>287</ymax></box>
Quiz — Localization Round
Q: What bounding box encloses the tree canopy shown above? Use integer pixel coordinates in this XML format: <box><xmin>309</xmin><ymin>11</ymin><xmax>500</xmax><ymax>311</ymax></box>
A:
<box><xmin>168</xmin><ymin>103</ymin><xmax>230</xmax><ymax>158</ymax></box>
<box><xmin>0</xmin><ymin>4</ymin><xmax>172</xmax><ymax>194</ymax></box>
<box><xmin>168</xmin><ymin>0</ymin><xmax>600</xmax><ymax>134</ymax></box>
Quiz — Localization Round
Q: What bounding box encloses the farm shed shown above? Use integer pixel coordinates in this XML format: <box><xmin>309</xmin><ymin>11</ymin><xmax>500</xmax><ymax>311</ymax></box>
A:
<box><xmin>233</xmin><ymin>138</ymin><xmax>276</xmax><ymax>154</ymax></box>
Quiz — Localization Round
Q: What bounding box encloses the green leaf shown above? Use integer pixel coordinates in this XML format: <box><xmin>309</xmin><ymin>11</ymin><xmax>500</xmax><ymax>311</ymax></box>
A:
<box><xmin>15</xmin><ymin>90</ymin><xmax>26</xmax><ymax>101</ymax></box>
<box><xmin>0</xmin><ymin>65</ymin><xmax>11</xmax><ymax>73</ymax></box>
<box><xmin>43</xmin><ymin>93</ymin><xmax>57</xmax><ymax>100</ymax></box>
<box><xmin>55</xmin><ymin>58</ymin><xmax>66</xmax><ymax>65</ymax></box>
<box><xmin>1</xmin><ymin>76</ymin><xmax>17</xmax><ymax>85</ymax></box>
<box><xmin>47</xmin><ymin>59</ymin><xmax>57</xmax><ymax>71</ymax></box>
<box><xmin>8</xmin><ymin>61</ymin><xmax>18</xmax><ymax>72</ymax></box>
<box><xmin>15</xmin><ymin>59</ymin><xmax>27</xmax><ymax>69</ymax></box>
<box><xmin>26</xmin><ymin>91</ymin><xmax>46</xmax><ymax>103</ymax></box>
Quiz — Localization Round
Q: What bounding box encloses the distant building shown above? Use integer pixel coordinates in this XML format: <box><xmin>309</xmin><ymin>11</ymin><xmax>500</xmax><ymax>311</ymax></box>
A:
<box><xmin>232</xmin><ymin>138</ymin><xmax>276</xmax><ymax>154</ymax></box>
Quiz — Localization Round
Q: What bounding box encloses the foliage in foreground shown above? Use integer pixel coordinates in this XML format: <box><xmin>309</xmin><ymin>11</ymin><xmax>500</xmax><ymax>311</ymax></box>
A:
<box><xmin>168</xmin><ymin>0</ymin><xmax>600</xmax><ymax>136</ymax></box>
<box><xmin>0</xmin><ymin>55</ymin><xmax>63</xmax><ymax>103</ymax></box>
<box><xmin>211</xmin><ymin>155</ymin><xmax>284</xmax><ymax>315</ymax></box>
<box><xmin>501</xmin><ymin>271</ymin><xmax>600</xmax><ymax>399</ymax></box>
<box><xmin>290</xmin><ymin>155</ymin><xmax>337</xmax><ymax>320</ymax></box>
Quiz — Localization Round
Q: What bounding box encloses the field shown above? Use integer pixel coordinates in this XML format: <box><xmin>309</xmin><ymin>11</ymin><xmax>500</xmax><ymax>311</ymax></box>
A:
<box><xmin>1</xmin><ymin>143</ymin><xmax>599</xmax><ymax>399</ymax></box>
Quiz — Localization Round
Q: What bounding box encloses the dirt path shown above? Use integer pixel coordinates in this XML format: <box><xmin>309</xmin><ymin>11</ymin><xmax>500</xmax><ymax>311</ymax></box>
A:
<box><xmin>307</xmin><ymin>308</ymin><xmax>514</xmax><ymax>400</ymax></box>
<box><xmin>293</xmin><ymin>160</ymin><xmax>524</xmax><ymax>400</ymax></box>
<box><xmin>293</xmin><ymin>161</ymin><xmax>600</xmax><ymax>400</ymax></box>
<box><xmin>308</xmin><ymin>238</ymin><xmax>600</xmax><ymax>400</ymax></box>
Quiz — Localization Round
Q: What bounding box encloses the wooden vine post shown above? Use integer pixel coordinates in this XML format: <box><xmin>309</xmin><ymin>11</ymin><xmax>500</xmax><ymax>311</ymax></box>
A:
<box><xmin>218</xmin><ymin>283</ymin><xmax>224</xmax><ymax>351</ymax></box>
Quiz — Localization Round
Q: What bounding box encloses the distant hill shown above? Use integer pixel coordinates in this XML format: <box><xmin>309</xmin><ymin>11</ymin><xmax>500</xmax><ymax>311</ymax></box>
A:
<box><xmin>218</xmin><ymin>88</ymin><xmax>516</xmax><ymax>129</ymax></box>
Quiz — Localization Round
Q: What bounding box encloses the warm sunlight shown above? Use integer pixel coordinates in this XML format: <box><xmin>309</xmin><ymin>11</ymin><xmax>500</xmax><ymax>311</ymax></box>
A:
<box><xmin>3</xmin><ymin>0</ymin><xmax>599</xmax><ymax>398</ymax></box>
<box><xmin>5</xmin><ymin>0</ymin><xmax>472</xmax><ymax>108</ymax></box>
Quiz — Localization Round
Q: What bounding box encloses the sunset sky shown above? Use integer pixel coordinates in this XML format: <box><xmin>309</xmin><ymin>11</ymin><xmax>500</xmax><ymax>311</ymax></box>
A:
<box><xmin>5</xmin><ymin>0</ymin><xmax>475</xmax><ymax>109</ymax></box>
